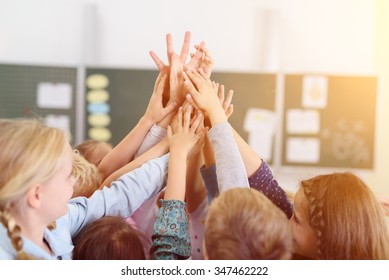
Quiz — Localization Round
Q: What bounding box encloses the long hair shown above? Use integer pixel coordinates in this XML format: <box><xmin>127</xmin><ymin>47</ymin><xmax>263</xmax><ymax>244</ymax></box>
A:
<box><xmin>301</xmin><ymin>172</ymin><xmax>389</xmax><ymax>259</ymax></box>
<box><xmin>72</xmin><ymin>216</ymin><xmax>148</xmax><ymax>260</ymax></box>
<box><xmin>204</xmin><ymin>188</ymin><xmax>292</xmax><ymax>260</ymax></box>
<box><xmin>0</xmin><ymin>118</ymin><xmax>67</xmax><ymax>259</ymax></box>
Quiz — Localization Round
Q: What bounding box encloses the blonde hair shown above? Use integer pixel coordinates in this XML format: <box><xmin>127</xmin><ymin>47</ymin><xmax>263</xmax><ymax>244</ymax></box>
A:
<box><xmin>0</xmin><ymin>118</ymin><xmax>67</xmax><ymax>259</ymax></box>
<box><xmin>301</xmin><ymin>172</ymin><xmax>389</xmax><ymax>259</ymax></box>
<box><xmin>204</xmin><ymin>188</ymin><xmax>292</xmax><ymax>260</ymax></box>
<box><xmin>72</xmin><ymin>151</ymin><xmax>102</xmax><ymax>198</ymax></box>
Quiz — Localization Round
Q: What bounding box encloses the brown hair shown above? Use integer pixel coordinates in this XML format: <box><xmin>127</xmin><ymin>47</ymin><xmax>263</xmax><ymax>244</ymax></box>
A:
<box><xmin>72</xmin><ymin>151</ymin><xmax>102</xmax><ymax>198</ymax></box>
<box><xmin>300</xmin><ymin>172</ymin><xmax>389</xmax><ymax>259</ymax></box>
<box><xmin>0</xmin><ymin>118</ymin><xmax>67</xmax><ymax>259</ymax></box>
<box><xmin>72</xmin><ymin>216</ymin><xmax>148</xmax><ymax>260</ymax></box>
<box><xmin>74</xmin><ymin>139</ymin><xmax>112</xmax><ymax>167</ymax></box>
<box><xmin>204</xmin><ymin>188</ymin><xmax>292</xmax><ymax>260</ymax></box>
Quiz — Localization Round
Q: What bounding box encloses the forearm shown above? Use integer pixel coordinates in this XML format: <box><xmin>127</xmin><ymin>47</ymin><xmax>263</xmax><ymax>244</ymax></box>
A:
<box><xmin>134</xmin><ymin>124</ymin><xmax>167</xmax><ymax>158</ymax></box>
<box><xmin>232</xmin><ymin>128</ymin><xmax>263</xmax><ymax>177</ymax></box>
<box><xmin>202</xmin><ymin>133</ymin><xmax>215</xmax><ymax>168</ymax></box>
<box><xmin>99</xmin><ymin>138</ymin><xmax>169</xmax><ymax>189</ymax></box>
<box><xmin>164</xmin><ymin>150</ymin><xmax>187</xmax><ymax>201</ymax></box>
<box><xmin>98</xmin><ymin>116</ymin><xmax>155</xmax><ymax>180</ymax></box>
<box><xmin>185</xmin><ymin>152</ymin><xmax>207</xmax><ymax>213</ymax></box>
<box><xmin>209</xmin><ymin>122</ymin><xmax>249</xmax><ymax>192</ymax></box>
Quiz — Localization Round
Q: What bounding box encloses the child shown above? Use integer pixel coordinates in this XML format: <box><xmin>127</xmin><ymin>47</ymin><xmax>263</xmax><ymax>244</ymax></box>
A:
<box><xmin>72</xmin><ymin>105</ymin><xmax>204</xmax><ymax>260</ymax></box>
<box><xmin>74</xmin><ymin>139</ymin><xmax>113</xmax><ymax>167</ymax></box>
<box><xmin>151</xmin><ymin>105</ymin><xmax>205</xmax><ymax>259</ymax></box>
<box><xmin>205</xmin><ymin>188</ymin><xmax>292</xmax><ymax>259</ymax></box>
<box><xmin>72</xmin><ymin>151</ymin><xmax>101</xmax><ymax>198</ymax></box>
<box><xmin>291</xmin><ymin>172</ymin><xmax>389</xmax><ymax>259</ymax></box>
<box><xmin>72</xmin><ymin>216</ymin><xmax>149</xmax><ymax>260</ymax></box>
<box><xmin>0</xmin><ymin>118</ymin><xmax>169</xmax><ymax>260</ymax></box>
<box><xmin>183</xmin><ymin>68</ymin><xmax>293</xmax><ymax>259</ymax></box>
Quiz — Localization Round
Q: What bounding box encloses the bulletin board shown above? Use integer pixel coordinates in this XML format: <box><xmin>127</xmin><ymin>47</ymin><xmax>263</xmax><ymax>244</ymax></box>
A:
<box><xmin>281</xmin><ymin>74</ymin><xmax>377</xmax><ymax>169</ymax></box>
<box><xmin>0</xmin><ymin>63</ymin><xmax>78</xmax><ymax>144</ymax></box>
<box><xmin>85</xmin><ymin>68</ymin><xmax>277</xmax><ymax>164</ymax></box>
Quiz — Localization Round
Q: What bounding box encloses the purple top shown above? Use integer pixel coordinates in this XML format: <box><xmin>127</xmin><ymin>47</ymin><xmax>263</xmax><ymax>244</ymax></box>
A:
<box><xmin>248</xmin><ymin>161</ymin><xmax>293</xmax><ymax>219</ymax></box>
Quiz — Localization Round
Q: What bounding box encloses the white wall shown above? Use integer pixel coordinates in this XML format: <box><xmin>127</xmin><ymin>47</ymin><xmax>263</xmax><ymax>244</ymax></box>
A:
<box><xmin>0</xmin><ymin>0</ymin><xmax>387</xmax><ymax>197</ymax></box>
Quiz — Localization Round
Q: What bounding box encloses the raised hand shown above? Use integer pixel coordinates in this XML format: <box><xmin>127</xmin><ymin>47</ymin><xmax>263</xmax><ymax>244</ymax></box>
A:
<box><xmin>143</xmin><ymin>73</ymin><xmax>177</xmax><ymax>124</ymax></box>
<box><xmin>183</xmin><ymin>68</ymin><xmax>226</xmax><ymax>125</ymax></box>
<box><xmin>164</xmin><ymin>105</ymin><xmax>204</xmax><ymax>203</ymax></box>
<box><xmin>189</xmin><ymin>44</ymin><xmax>214</xmax><ymax>78</ymax></box>
<box><xmin>168</xmin><ymin>105</ymin><xmax>204</xmax><ymax>156</ymax></box>
<box><xmin>215</xmin><ymin>83</ymin><xmax>234</xmax><ymax>118</ymax></box>
<box><xmin>149</xmin><ymin>31</ymin><xmax>192</xmax><ymax>74</ymax></box>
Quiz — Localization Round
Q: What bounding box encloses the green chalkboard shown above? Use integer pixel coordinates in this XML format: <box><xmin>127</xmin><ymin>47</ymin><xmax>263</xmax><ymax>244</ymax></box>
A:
<box><xmin>282</xmin><ymin>74</ymin><xmax>377</xmax><ymax>169</ymax></box>
<box><xmin>0</xmin><ymin>63</ymin><xmax>78</xmax><ymax>144</ymax></box>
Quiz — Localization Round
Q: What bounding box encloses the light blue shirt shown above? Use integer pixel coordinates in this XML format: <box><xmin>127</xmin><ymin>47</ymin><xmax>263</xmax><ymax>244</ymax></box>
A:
<box><xmin>0</xmin><ymin>154</ymin><xmax>169</xmax><ymax>260</ymax></box>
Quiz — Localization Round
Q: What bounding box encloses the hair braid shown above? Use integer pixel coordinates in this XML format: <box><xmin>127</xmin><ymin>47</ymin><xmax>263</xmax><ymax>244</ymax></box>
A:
<box><xmin>0</xmin><ymin>208</ymin><xmax>35</xmax><ymax>260</ymax></box>
<box><xmin>301</xmin><ymin>180</ymin><xmax>326</xmax><ymax>259</ymax></box>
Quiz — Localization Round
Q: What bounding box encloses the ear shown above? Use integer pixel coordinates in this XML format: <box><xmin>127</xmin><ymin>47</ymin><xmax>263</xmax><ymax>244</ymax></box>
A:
<box><xmin>26</xmin><ymin>184</ymin><xmax>43</xmax><ymax>209</ymax></box>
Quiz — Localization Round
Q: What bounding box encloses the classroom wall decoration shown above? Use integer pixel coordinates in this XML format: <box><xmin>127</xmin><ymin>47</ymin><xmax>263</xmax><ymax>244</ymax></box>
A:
<box><xmin>1</xmin><ymin>63</ymin><xmax>377</xmax><ymax>170</ymax></box>
<box><xmin>0</xmin><ymin>64</ymin><xmax>78</xmax><ymax>143</ymax></box>
<box><xmin>281</xmin><ymin>74</ymin><xmax>377</xmax><ymax>169</ymax></box>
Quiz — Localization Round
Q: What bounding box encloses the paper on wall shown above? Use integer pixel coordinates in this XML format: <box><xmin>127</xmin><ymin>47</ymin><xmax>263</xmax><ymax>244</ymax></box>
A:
<box><xmin>45</xmin><ymin>114</ymin><xmax>71</xmax><ymax>138</ymax></box>
<box><xmin>37</xmin><ymin>82</ymin><xmax>72</xmax><ymax>109</ymax></box>
<box><xmin>302</xmin><ymin>75</ymin><xmax>328</xmax><ymax>109</ymax></box>
<box><xmin>286</xmin><ymin>109</ymin><xmax>320</xmax><ymax>134</ymax></box>
<box><xmin>286</xmin><ymin>137</ymin><xmax>320</xmax><ymax>163</ymax></box>
<box><xmin>243</xmin><ymin>108</ymin><xmax>276</xmax><ymax>161</ymax></box>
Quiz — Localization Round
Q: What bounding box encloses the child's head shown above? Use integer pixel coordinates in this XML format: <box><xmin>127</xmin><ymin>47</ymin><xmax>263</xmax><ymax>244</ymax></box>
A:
<box><xmin>72</xmin><ymin>151</ymin><xmax>102</xmax><ymax>198</ymax></box>
<box><xmin>291</xmin><ymin>172</ymin><xmax>389</xmax><ymax>260</ymax></box>
<box><xmin>72</xmin><ymin>216</ymin><xmax>148</xmax><ymax>260</ymax></box>
<box><xmin>204</xmin><ymin>188</ymin><xmax>292</xmax><ymax>260</ymax></box>
<box><xmin>0</xmin><ymin>119</ymin><xmax>75</xmax><ymax>259</ymax></box>
<box><xmin>74</xmin><ymin>139</ymin><xmax>113</xmax><ymax>167</ymax></box>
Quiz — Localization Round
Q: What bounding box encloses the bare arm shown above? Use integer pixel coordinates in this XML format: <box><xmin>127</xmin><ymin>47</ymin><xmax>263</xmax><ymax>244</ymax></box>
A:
<box><xmin>99</xmin><ymin>138</ymin><xmax>169</xmax><ymax>189</ymax></box>
<box><xmin>98</xmin><ymin>74</ymin><xmax>176</xmax><ymax>181</ymax></box>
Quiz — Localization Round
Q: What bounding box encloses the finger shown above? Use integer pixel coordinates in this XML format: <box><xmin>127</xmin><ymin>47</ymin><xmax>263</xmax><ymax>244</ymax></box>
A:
<box><xmin>226</xmin><ymin>104</ymin><xmax>234</xmax><ymax>118</ymax></box>
<box><xmin>180</xmin><ymin>31</ymin><xmax>191</xmax><ymax>63</ymax></box>
<box><xmin>197</xmin><ymin>68</ymin><xmax>209</xmax><ymax>81</ymax></box>
<box><xmin>218</xmin><ymin>84</ymin><xmax>224</xmax><ymax>103</ymax></box>
<box><xmin>185</xmin><ymin>93</ymin><xmax>201</xmax><ymax>111</ymax></box>
<box><xmin>161</xmin><ymin>101</ymin><xmax>177</xmax><ymax>117</ymax></box>
<box><xmin>182</xmin><ymin>70</ymin><xmax>192</xmax><ymax>83</ymax></box>
<box><xmin>223</xmin><ymin>89</ymin><xmax>234</xmax><ymax>111</ymax></box>
<box><xmin>187</xmin><ymin>41</ymin><xmax>205</xmax><ymax>68</ymax></box>
<box><xmin>155</xmin><ymin>73</ymin><xmax>167</xmax><ymax>93</ymax></box>
<box><xmin>166</xmin><ymin>33</ymin><xmax>174</xmax><ymax>65</ymax></box>
<box><xmin>167</xmin><ymin>125</ymin><xmax>173</xmax><ymax>138</ymax></box>
<box><xmin>149</xmin><ymin>51</ymin><xmax>166</xmax><ymax>70</ymax></box>
<box><xmin>190</xmin><ymin>113</ymin><xmax>203</xmax><ymax>134</ymax></box>
<box><xmin>177</xmin><ymin>106</ymin><xmax>183</xmax><ymax>129</ymax></box>
<box><xmin>186</xmin><ymin>69</ymin><xmax>206</xmax><ymax>86</ymax></box>
<box><xmin>184</xmin><ymin>77</ymin><xmax>203</xmax><ymax>103</ymax></box>
<box><xmin>183</xmin><ymin>105</ymin><xmax>192</xmax><ymax>131</ymax></box>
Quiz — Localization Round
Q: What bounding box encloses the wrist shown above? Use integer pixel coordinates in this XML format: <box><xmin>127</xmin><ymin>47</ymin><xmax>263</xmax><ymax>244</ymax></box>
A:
<box><xmin>169</xmin><ymin>147</ymin><xmax>189</xmax><ymax>159</ymax></box>
<box><xmin>209</xmin><ymin>110</ymin><xmax>228</xmax><ymax>126</ymax></box>
<box><xmin>140</xmin><ymin>115</ymin><xmax>156</xmax><ymax>128</ymax></box>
